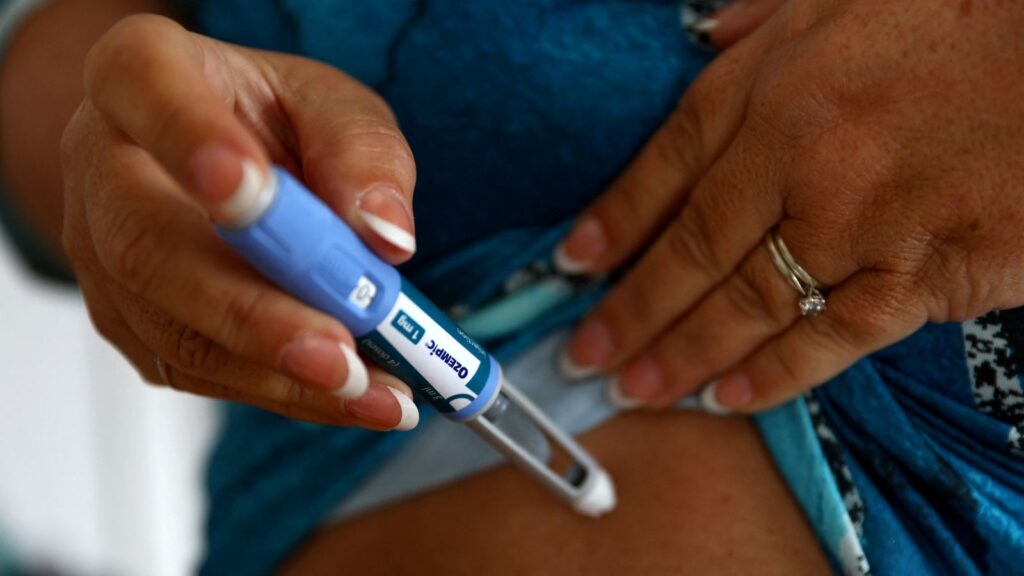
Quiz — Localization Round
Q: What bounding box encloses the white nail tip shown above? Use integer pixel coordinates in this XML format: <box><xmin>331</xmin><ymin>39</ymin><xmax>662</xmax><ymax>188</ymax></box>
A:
<box><xmin>360</xmin><ymin>211</ymin><xmax>417</xmax><ymax>254</ymax></box>
<box><xmin>690</xmin><ymin>18</ymin><xmax>720</xmax><ymax>33</ymax></box>
<box><xmin>335</xmin><ymin>344</ymin><xmax>369</xmax><ymax>399</ymax></box>
<box><xmin>219</xmin><ymin>160</ymin><xmax>274</xmax><ymax>227</ymax></box>
<box><xmin>387</xmin><ymin>387</ymin><xmax>420</xmax><ymax>431</ymax></box>
<box><xmin>699</xmin><ymin>381</ymin><xmax>732</xmax><ymax>415</ymax></box>
<box><xmin>552</xmin><ymin>243</ymin><xmax>591</xmax><ymax>276</ymax></box>
<box><xmin>558</xmin><ymin>350</ymin><xmax>598</xmax><ymax>381</ymax></box>
<box><xmin>606</xmin><ymin>378</ymin><xmax>644</xmax><ymax>410</ymax></box>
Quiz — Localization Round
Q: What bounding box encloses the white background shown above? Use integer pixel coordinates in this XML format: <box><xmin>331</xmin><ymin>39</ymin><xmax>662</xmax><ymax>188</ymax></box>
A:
<box><xmin>0</xmin><ymin>238</ymin><xmax>218</xmax><ymax>576</ymax></box>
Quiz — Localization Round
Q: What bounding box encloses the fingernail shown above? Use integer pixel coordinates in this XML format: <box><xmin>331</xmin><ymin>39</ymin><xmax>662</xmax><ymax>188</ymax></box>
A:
<box><xmin>606</xmin><ymin>378</ymin><xmax>644</xmax><ymax>410</ymax></box>
<box><xmin>345</xmin><ymin>383</ymin><xmax>403</xmax><ymax>428</ymax></box>
<box><xmin>190</xmin><ymin>145</ymin><xmax>271</xmax><ymax>226</ymax></box>
<box><xmin>553</xmin><ymin>216</ymin><xmax>608</xmax><ymax>275</ymax></box>
<box><xmin>564</xmin><ymin>319</ymin><xmax>615</xmax><ymax>376</ymax></box>
<box><xmin>698</xmin><ymin>381</ymin><xmax>733</xmax><ymax>415</ymax></box>
<box><xmin>336</xmin><ymin>343</ymin><xmax>369</xmax><ymax>399</ymax></box>
<box><xmin>681</xmin><ymin>2</ymin><xmax>720</xmax><ymax>49</ymax></box>
<box><xmin>615</xmin><ymin>356</ymin><xmax>664</xmax><ymax>404</ymax></box>
<box><xmin>279</xmin><ymin>337</ymin><xmax>368</xmax><ymax>399</ymax></box>
<box><xmin>387</xmin><ymin>387</ymin><xmax>420</xmax><ymax>431</ymax></box>
<box><xmin>357</xmin><ymin>185</ymin><xmax>416</xmax><ymax>254</ymax></box>
<box><xmin>558</xmin><ymin>349</ymin><xmax>599</xmax><ymax>380</ymax></box>
<box><xmin>715</xmin><ymin>371</ymin><xmax>753</xmax><ymax>409</ymax></box>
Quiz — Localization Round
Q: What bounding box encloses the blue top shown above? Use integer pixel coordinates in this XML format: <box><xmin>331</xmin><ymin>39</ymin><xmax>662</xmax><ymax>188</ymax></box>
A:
<box><xmin>187</xmin><ymin>0</ymin><xmax>707</xmax><ymax>270</ymax></box>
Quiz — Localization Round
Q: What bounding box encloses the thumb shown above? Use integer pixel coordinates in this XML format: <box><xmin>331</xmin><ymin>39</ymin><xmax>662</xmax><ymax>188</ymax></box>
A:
<box><xmin>85</xmin><ymin>15</ymin><xmax>417</xmax><ymax>264</ymax></box>
<box><xmin>255</xmin><ymin>49</ymin><xmax>418</xmax><ymax>264</ymax></box>
<box><xmin>84</xmin><ymin>15</ymin><xmax>268</xmax><ymax>218</ymax></box>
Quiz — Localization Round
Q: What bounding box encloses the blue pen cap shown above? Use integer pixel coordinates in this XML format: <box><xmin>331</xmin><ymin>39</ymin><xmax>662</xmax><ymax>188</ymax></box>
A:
<box><xmin>217</xmin><ymin>167</ymin><xmax>401</xmax><ymax>337</ymax></box>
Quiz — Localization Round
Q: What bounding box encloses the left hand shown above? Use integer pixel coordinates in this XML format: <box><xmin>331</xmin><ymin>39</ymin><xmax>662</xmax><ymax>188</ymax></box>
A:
<box><xmin>555</xmin><ymin>0</ymin><xmax>1024</xmax><ymax>412</ymax></box>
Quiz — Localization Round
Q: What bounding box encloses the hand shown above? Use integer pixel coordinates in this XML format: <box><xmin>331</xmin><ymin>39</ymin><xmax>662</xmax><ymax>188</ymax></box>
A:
<box><xmin>555</xmin><ymin>0</ymin><xmax>1024</xmax><ymax>412</ymax></box>
<box><xmin>61</xmin><ymin>15</ymin><xmax>419</xmax><ymax>429</ymax></box>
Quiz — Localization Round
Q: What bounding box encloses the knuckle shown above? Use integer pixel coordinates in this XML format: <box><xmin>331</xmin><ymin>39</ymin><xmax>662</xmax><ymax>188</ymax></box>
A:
<box><xmin>315</xmin><ymin>117</ymin><xmax>414</xmax><ymax>170</ymax></box>
<box><xmin>100</xmin><ymin>209</ymin><xmax>165</xmax><ymax>294</ymax></box>
<box><xmin>169</xmin><ymin>322</ymin><xmax>230</xmax><ymax>376</ymax></box>
<box><xmin>664</xmin><ymin>208</ymin><xmax>723</xmax><ymax>278</ymax></box>
<box><xmin>216</xmin><ymin>289</ymin><xmax>269</xmax><ymax>355</ymax></box>
<box><xmin>204</xmin><ymin>380</ymin><xmax>241</xmax><ymax>402</ymax></box>
<box><xmin>723</xmin><ymin>265</ymin><xmax>788</xmax><ymax>326</ymax></box>
<box><xmin>790</xmin><ymin>126</ymin><xmax>889</xmax><ymax>203</ymax></box>
<box><xmin>656</xmin><ymin>99</ymin><xmax>706</xmax><ymax>173</ymax></box>
<box><xmin>279</xmin><ymin>379</ymin><xmax>319</xmax><ymax>416</ymax></box>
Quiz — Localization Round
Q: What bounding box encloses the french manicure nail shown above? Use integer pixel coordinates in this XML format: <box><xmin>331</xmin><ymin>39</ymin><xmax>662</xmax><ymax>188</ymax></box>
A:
<box><xmin>190</xmin><ymin>145</ymin><xmax>272</xmax><ymax>225</ymax></box>
<box><xmin>558</xmin><ymin>349</ymin><xmax>599</xmax><ymax>380</ymax></box>
<box><xmin>357</xmin><ymin>185</ymin><xmax>417</xmax><ymax>254</ymax></box>
<box><xmin>715</xmin><ymin>371</ymin><xmax>753</xmax><ymax>409</ymax></box>
<box><xmin>345</xmin><ymin>383</ymin><xmax>403</xmax><ymax>428</ymax></box>
<box><xmin>563</xmin><ymin>319</ymin><xmax>616</xmax><ymax>376</ymax></box>
<box><xmin>279</xmin><ymin>336</ymin><xmax>368</xmax><ymax>398</ymax></box>
<box><xmin>336</xmin><ymin>343</ymin><xmax>369</xmax><ymax>399</ymax></box>
<box><xmin>698</xmin><ymin>381</ymin><xmax>733</xmax><ymax>415</ymax></box>
<box><xmin>387</xmin><ymin>387</ymin><xmax>420</xmax><ymax>431</ymax></box>
<box><xmin>553</xmin><ymin>216</ymin><xmax>608</xmax><ymax>275</ymax></box>
<box><xmin>680</xmin><ymin>0</ymin><xmax>726</xmax><ymax>50</ymax></box>
<box><xmin>606</xmin><ymin>378</ymin><xmax>644</xmax><ymax>410</ymax></box>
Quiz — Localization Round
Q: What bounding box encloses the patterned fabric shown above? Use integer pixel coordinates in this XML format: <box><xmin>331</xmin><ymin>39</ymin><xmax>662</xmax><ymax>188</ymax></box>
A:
<box><xmin>964</xmin><ymin>309</ymin><xmax>1024</xmax><ymax>457</ymax></box>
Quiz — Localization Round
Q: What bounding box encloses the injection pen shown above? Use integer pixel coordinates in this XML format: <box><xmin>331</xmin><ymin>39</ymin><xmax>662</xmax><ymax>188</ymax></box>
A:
<box><xmin>214</xmin><ymin>165</ymin><xmax>616</xmax><ymax>517</ymax></box>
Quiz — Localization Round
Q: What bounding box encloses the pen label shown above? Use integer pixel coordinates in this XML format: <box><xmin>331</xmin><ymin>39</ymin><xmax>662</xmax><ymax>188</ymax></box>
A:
<box><xmin>359</xmin><ymin>279</ymin><xmax>494</xmax><ymax>415</ymax></box>
<box><xmin>391</xmin><ymin>311</ymin><xmax>424</xmax><ymax>344</ymax></box>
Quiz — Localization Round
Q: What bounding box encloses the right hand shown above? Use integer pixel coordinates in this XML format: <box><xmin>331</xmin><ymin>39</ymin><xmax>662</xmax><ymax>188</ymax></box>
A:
<box><xmin>61</xmin><ymin>14</ymin><xmax>420</xmax><ymax>429</ymax></box>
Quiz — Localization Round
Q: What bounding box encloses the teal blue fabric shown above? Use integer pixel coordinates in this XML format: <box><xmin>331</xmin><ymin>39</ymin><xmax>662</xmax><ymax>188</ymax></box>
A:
<box><xmin>192</xmin><ymin>0</ymin><xmax>708</xmax><ymax>266</ymax></box>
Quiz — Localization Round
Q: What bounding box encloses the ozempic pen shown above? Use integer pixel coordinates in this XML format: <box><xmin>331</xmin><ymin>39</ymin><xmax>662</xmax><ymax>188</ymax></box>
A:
<box><xmin>214</xmin><ymin>165</ymin><xmax>616</xmax><ymax>517</ymax></box>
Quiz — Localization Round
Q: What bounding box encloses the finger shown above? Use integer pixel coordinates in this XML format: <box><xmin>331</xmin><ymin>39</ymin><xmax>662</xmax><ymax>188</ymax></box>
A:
<box><xmin>106</xmin><ymin>277</ymin><xmax>418</xmax><ymax>430</ymax></box>
<box><xmin>610</xmin><ymin>217</ymin><xmax>862</xmax><ymax>407</ymax></box>
<box><xmin>563</xmin><ymin>129</ymin><xmax>785</xmax><ymax>375</ymax></box>
<box><xmin>713</xmin><ymin>270</ymin><xmax>927</xmax><ymax>411</ymax></box>
<box><xmin>685</xmin><ymin>0</ymin><xmax>788</xmax><ymax>50</ymax></box>
<box><xmin>84</xmin><ymin>15</ymin><xmax>268</xmax><ymax>215</ymax></box>
<box><xmin>610</xmin><ymin>235</ymin><xmax>798</xmax><ymax>407</ymax></box>
<box><xmin>257</xmin><ymin>50</ymin><xmax>418</xmax><ymax>263</ymax></box>
<box><xmin>86</xmin><ymin>15</ymin><xmax>417</xmax><ymax>263</ymax></box>
<box><xmin>83</xmin><ymin>128</ymin><xmax>370</xmax><ymax>400</ymax></box>
<box><xmin>157</xmin><ymin>366</ymin><xmax>415</xmax><ymax>430</ymax></box>
<box><xmin>62</xmin><ymin>147</ymin><xmax>163</xmax><ymax>385</ymax></box>
<box><xmin>552</xmin><ymin>27</ymin><xmax>771</xmax><ymax>275</ymax></box>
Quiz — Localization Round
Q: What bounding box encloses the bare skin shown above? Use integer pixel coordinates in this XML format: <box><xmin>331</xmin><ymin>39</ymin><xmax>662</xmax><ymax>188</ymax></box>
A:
<box><xmin>281</xmin><ymin>412</ymin><xmax>831</xmax><ymax>575</ymax></box>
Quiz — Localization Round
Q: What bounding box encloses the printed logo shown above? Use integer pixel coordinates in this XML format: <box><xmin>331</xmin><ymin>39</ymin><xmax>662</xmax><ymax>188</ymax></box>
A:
<box><xmin>391</xmin><ymin>311</ymin><xmax>424</xmax><ymax>344</ymax></box>
<box><xmin>426</xmin><ymin>340</ymin><xmax>471</xmax><ymax>379</ymax></box>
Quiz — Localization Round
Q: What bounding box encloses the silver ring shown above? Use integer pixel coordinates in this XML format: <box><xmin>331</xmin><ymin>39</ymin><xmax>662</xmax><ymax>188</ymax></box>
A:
<box><xmin>154</xmin><ymin>355</ymin><xmax>173</xmax><ymax>387</ymax></box>
<box><xmin>765</xmin><ymin>230</ymin><xmax>828</xmax><ymax>316</ymax></box>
